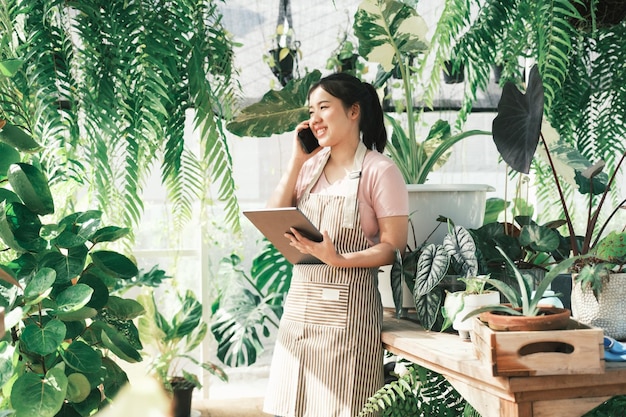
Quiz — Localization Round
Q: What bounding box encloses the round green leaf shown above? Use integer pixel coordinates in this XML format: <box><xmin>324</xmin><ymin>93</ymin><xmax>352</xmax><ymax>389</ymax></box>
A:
<box><xmin>54</xmin><ymin>283</ymin><xmax>94</xmax><ymax>314</ymax></box>
<box><xmin>62</xmin><ymin>341</ymin><xmax>102</xmax><ymax>373</ymax></box>
<box><xmin>64</xmin><ymin>320</ymin><xmax>87</xmax><ymax>339</ymax></box>
<box><xmin>79</xmin><ymin>273</ymin><xmax>109</xmax><ymax>310</ymax></box>
<box><xmin>90</xmin><ymin>251</ymin><xmax>138</xmax><ymax>279</ymax></box>
<box><xmin>8</xmin><ymin>163</ymin><xmax>54</xmax><ymax>215</ymax></box>
<box><xmin>71</xmin><ymin>388</ymin><xmax>102</xmax><ymax>415</ymax></box>
<box><xmin>21</xmin><ymin>319</ymin><xmax>67</xmax><ymax>355</ymax></box>
<box><xmin>40</xmin><ymin>245</ymin><xmax>88</xmax><ymax>284</ymax></box>
<box><xmin>66</xmin><ymin>373</ymin><xmax>91</xmax><ymax>403</ymax></box>
<box><xmin>24</xmin><ymin>267</ymin><xmax>56</xmax><ymax>305</ymax></box>
<box><xmin>10</xmin><ymin>367</ymin><xmax>67</xmax><ymax>417</ymax></box>
<box><xmin>105</xmin><ymin>296</ymin><xmax>145</xmax><ymax>320</ymax></box>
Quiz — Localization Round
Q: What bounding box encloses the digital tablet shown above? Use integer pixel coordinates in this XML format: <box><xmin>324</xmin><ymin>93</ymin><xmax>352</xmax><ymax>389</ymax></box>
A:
<box><xmin>243</xmin><ymin>207</ymin><xmax>323</xmax><ymax>264</ymax></box>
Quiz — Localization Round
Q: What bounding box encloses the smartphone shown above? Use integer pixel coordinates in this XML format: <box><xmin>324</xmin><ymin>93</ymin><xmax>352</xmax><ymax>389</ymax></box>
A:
<box><xmin>297</xmin><ymin>128</ymin><xmax>320</xmax><ymax>153</ymax></box>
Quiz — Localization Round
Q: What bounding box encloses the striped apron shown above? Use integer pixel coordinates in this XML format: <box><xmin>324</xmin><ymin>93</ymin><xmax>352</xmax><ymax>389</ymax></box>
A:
<box><xmin>264</xmin><ymin>143</ymin><xmax>384</xmax><ymax>417</ymax></box>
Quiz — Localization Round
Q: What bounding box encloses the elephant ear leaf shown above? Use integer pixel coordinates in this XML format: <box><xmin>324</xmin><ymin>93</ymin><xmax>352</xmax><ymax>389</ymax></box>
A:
<box><xmin>226</xmin><ymin>70</ymin><xmax>321</xmax><ymax>137</ymax></box>
<box><xmin>492</xmin><ymin>65</ymin><xmax>544</xmax><ymax>174</ymax></box>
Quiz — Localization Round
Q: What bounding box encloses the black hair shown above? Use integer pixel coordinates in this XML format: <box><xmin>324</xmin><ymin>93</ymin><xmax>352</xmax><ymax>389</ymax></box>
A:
<box><xmin>308</xmin><ymin>73</ymin><xmax>387</xmax><ymax>152</ymax></box>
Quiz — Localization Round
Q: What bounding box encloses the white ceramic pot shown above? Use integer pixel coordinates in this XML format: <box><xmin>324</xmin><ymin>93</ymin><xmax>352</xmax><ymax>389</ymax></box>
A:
<box><xmin>446</xmin><ymin>291</ymin><xmax>500</xmax><ymax>340</ymax></box>
<box><xmin>379</xmin><ymin>184</ymin><xmax>494</xmax><ymax>309</ymax></box>
<box><xmin>571</xmin><ymin>273</ymin><xmax>626</xmax><ymax>339</ymax></box>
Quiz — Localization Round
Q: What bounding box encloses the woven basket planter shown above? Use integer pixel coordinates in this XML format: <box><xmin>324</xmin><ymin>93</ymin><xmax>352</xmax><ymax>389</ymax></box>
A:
<box><xmin>571</xmin><ymin>273</ymin><xmax>626</xmax><ymax>339</ymax></box>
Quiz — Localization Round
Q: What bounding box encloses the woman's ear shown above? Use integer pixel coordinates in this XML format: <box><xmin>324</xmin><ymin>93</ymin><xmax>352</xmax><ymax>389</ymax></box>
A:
<box><xmin>350</xmin><ymin>103</ymin><xmax>361</xmax><ymax>119</ymax></box>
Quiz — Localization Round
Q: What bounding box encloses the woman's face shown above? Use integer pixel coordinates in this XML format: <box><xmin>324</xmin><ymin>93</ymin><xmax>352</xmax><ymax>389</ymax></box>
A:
<box><xmin>308</xmin><ymin>86</ymin><xmax>359</xmax><ymax>148</ymax></box>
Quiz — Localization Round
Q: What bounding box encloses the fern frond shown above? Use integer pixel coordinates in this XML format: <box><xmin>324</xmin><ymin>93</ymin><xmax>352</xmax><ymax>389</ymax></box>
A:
<box><xmin>360</xmin><ymin>363</ymin><xmax>468</xmax><ymax>416</ymax></box>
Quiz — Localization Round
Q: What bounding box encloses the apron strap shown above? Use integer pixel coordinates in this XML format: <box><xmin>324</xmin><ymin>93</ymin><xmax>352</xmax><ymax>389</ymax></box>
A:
<box><xmin>342</xmin><ymin>142</ymin><xmax>367</xmax><ymax>228</ymax></box>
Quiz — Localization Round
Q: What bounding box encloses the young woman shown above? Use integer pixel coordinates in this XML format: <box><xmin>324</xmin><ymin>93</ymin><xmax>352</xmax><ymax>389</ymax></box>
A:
<box><xmin>263</xmin><ymin>72</ymin><xmax>409</xmax><ymax>417</ymax></box>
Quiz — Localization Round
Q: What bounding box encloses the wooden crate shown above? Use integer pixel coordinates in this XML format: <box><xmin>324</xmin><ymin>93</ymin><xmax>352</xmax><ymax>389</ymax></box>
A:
<box><xmin>472</xmin><ymin>317</ymin><xmax>605</xmax><ymax>377</ymax></box>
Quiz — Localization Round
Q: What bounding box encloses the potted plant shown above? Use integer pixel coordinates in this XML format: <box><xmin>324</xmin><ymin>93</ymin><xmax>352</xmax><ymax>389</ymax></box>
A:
<box><xmin>264</xmin><ymin>19</ymin><xmax>301</xmax><ymax>87</ymax></box>
<box><xmin>137</xmin><ymin>288</ymin><xmax>228</xmax><ymax>417</ymax></box>
<box><xmin>391</xmin><ymin>221</ymin><xmax>492</xmax><ymax>331</ymax></box>
<box><xmin>442</xmin><ymin>275</ymin><xmax>500</xmax><ymax>340</ymax></box>
<box><xmin>491</xmin><ymin>64</ymin><xmax>626</xmax><ymax>337</ymax></box>
<box><xmin>462</xmin><ymin>247</ymin><xmax>582</xmax><ymax>332</ymax></box>
<box><xmin>0</xmin><ymin>158</ymin><xmax>148</xmax><ymax>416</ymax></box>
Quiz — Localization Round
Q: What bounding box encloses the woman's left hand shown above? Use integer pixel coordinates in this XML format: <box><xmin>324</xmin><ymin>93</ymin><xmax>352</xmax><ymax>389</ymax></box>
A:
<box><xmin>285</xmin><ymin>229</ymin><xmax>342</xmax><ymax>266</ymax></box>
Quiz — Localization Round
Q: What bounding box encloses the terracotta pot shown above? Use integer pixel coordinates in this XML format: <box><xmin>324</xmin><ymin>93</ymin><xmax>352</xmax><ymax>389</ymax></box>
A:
<box><xmin>480</xmin><ymin>307</ymin><xmax>571</xmax><ymax>332</ymax></box>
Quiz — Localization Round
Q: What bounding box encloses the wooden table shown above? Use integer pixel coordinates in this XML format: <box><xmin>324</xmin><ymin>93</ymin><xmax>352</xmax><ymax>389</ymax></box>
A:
<box><xmin>381</xmin><ymin>315</ymin><xmax>626</xmax><ymax>417</ymax></box>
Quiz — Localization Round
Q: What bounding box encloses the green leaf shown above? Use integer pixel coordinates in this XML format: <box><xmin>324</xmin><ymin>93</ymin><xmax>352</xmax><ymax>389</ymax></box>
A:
<box><xmin>414</xmin><ymin>244</ymin><xmax>450</xmax><ymax>297</ymax></box>
<box><xmin>105</xmin><ymin>296</ymin><xmax>145</xmax><ymax>320</ymax></box>
<box><xmin>62</xmin><ymin>341</ymin><xmax>103</xmax><ymax>373</ymax></box>
<box><xmin>79</xmin><ymin>273</ymin><xmax>110</xmax><ymax>310</ymax></box>
<box><xmin>0</xmin><ymin>122</ymin><xmax>42</xmax><ymax>153</ymax></box>
<box><xmin>71</xmin><ymin>389</ymin><xmax>102</xmax><ymax>415</ymax></box>
<box><xmin>211</xmin><ymin>294</ymin><xmax>265</xmax><ymax>367</ymax></box>
<box><xmin>90</xmin><ymin>226</ymin><xmax>130</xmax><ymax>243</ymax></box>
<box><xmin>90</xmin><ymin>251</ymin><xmax>138</xmax><ymax>279</ymax></box>
<box><xmin>101</xmin><ymin>357</ymin><xmax>129</xmax><ymax>398</ymax></box>
<box><xmin>1</xmin><ymin>201</ymin><xmax>44</xmax><ymax>251</ymax></box>
<box><xmin>55</xmin><ymin>306</ymin><xmax>98</xmax><ymax>322</ymax></box>
<box><xmin>24</xmin><ymin>267</ymin><xmax>56</xmax><ymax>305</ymax></box>
<box><xmin>54</xmin><ymin>284</ymin><xmax>94</xmax><ymax>314</ymax></box>
<box><xmin>44</xmin><ymin>245</ymin><xmax>88</xmax><ymax>283</ymax></box>
<box><xmin>21</xmin><ymin>319</ymin><xmax>66</xmax><ymax>356</ymax></box>
<box><xmin>595</xmin><ymin>231</ymin><xmax>626</xmax><ymax>262</ymax></box>
<box><xmin>0</xmin><ymin>142</ymin><xmax>20</xmax><ymax>180</ymax></box>
<box><xmin>98</xmin><ymin>322</ymin><xmax>142</xmax><ymax>363</ymax></box>
<box><xmin>415</xmin><ymin>286</ymin><xmax>444</xmax><ymax>331</ymax></box>
<box><xmin>0</xmin><ymin>264</ymin><xmax>21</xmax><ymax>288</ymax></box>
<box><xmin>10</xmin><ymin>367</ymin><xmax>67</xmax><ymax>417</ymax></box>
<box><xmin>353</xmin><ymin>0</ymin><xmax>429</xmax><ymax>72</ymax></box>
<box><xmin>8</xmin><ymin>163</ymin><xmax>54</xmax><ymax>215</ymax></box>
<box><xmin>443</xmin><ymin>226</ymin><xmax>478</xmax><ymax>277</ymax></box>
<box><xmin>0</xmin><ymin>341</ymin><xmax>15</xmax><ymax>388</ymax></box>
<box><xmin>170</xmin><ymin>290</ymin><xmax>202</xmax><ymax>340</ymax></box>
<box><xmin>519</xmin><ymin>224</ymin><xmax>560</xmax><ymax>253</ymax></box>
<box><xmin>226</xmin><ymin>71</ymin><xmax>321</xmax><ymax>137</ymax></box>
<box><xmin>55</xmin><ymin>211</ymin><xmax>103</xmax><ymax>248</ymax></box>
<box><xmin>66</xmin><ymin>373</ymin><xmax>91</xmax><ymax>403</ymax></box>
<box><xmin>0</xmin><ymin>59</ymin><xmax>23</xmax><ymax>77</ymax></box>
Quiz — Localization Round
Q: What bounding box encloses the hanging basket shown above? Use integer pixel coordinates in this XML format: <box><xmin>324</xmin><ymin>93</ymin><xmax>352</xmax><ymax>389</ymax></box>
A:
<box><xmin>571</xmin><ymin>272</ymin><xmax>626</xmax><ymax>339</ymax></box>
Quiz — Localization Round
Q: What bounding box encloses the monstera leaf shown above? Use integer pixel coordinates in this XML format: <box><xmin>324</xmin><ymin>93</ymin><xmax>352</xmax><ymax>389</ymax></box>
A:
<box><xmin>353</xmin><ymin>0</ymin><xmax>429</xmax><ymax>72</ymax></box>
<box><xmin>226</xmin><ymin>71</ymin><xmax>321</xmax><ymax>137</ymax></box>
<box><xmin>492</xmin><ymin>65</ymin><xmax>545</xmax><ymax>174</ymax></box>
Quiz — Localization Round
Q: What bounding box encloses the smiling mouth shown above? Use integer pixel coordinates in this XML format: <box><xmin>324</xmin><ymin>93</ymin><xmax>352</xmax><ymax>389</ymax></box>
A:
<box><xmin>315</xmin><ymin>128</ymin><xmax>326</xmax><ymax>137</ymax></box>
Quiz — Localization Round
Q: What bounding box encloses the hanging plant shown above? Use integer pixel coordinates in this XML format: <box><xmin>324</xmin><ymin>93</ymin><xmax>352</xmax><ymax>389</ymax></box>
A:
<box><xmin>264</xmin><ymin>0</ymin><xmax>302</xmax><ymax>86</ymax></box>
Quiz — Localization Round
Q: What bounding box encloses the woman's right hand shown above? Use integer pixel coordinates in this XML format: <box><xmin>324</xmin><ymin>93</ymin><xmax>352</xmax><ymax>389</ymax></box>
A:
<box><xmin>293</xmin><ymin>121</ymin><xmax>321</xmax><ymax>162</ymax></box>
